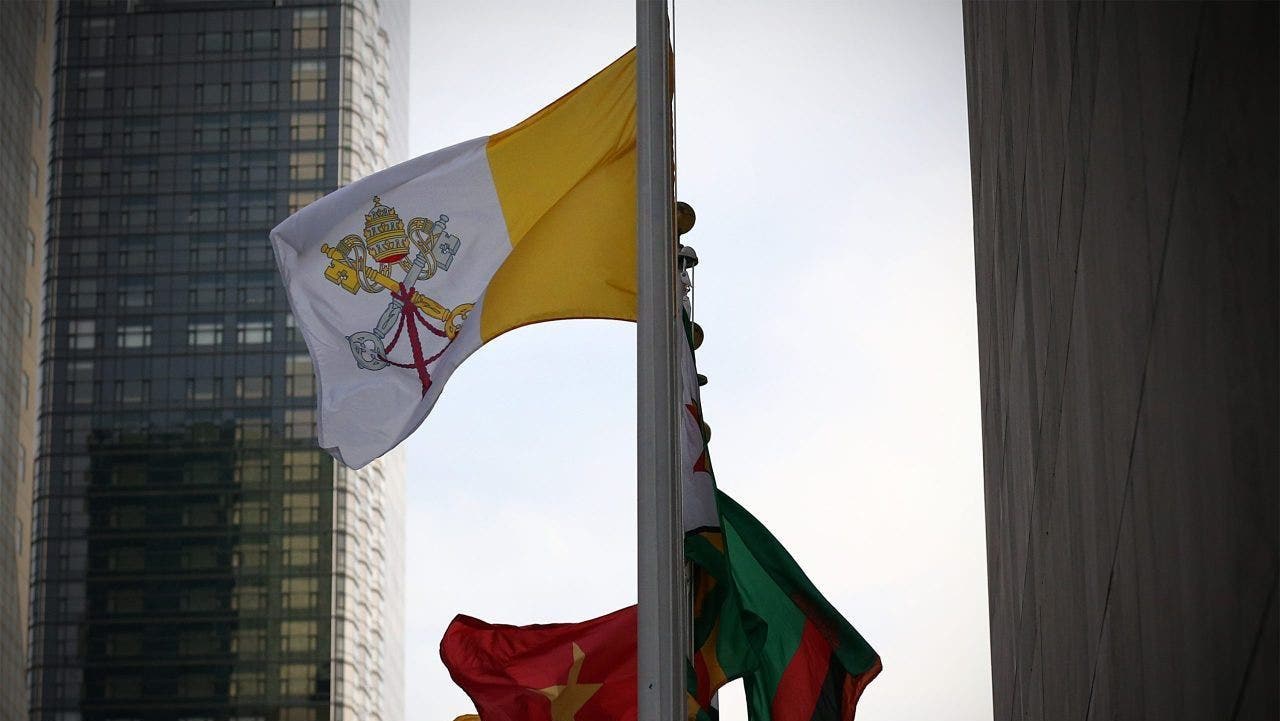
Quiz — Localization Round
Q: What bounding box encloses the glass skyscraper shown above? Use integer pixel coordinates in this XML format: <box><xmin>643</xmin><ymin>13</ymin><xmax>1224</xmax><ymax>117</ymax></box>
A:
<box><xmin>31</xmin><ymin>2</ymin><xmax>407</xmax><ymax>720</ymax></box>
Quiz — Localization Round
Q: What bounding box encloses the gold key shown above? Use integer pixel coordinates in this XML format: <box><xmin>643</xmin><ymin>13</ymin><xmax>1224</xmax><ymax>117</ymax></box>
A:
<box><xmin>320</xmin><ymin>242</ymin><xmax>472</xmax><ymax>338</ymax></box>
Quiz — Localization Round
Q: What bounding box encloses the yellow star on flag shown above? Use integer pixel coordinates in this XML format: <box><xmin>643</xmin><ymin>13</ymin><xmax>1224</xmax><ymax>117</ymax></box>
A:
<box><xmin>536</xmin><ymin>642</ymin><xmax>602</xmax><ymax>721</ymax></box>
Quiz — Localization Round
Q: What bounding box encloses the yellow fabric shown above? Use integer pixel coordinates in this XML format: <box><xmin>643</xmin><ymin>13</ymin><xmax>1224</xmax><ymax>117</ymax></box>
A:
<box><xmin>481</xmin><ymin>50</ymin><xmax>638</xmax><ymax>342</ymax></box>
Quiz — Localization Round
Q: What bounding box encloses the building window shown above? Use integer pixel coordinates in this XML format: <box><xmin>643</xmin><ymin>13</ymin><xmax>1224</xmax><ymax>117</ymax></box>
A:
<box><xmin>232</xmin><ymin>500</ymin><xmax>268</xmax><ymax>526</ymax></box>
<box><xmin>236</xmin><ymin>273</ymin><xmax>275</xmax><ymax>305</ymax></box>
<box><xmin>230</xmin><ymin>670</ymin><xmax>266</xmax><ymax>698</ymax></box>
<box><xmin>20</xmin><ymin>372</ymin><xmax>29</xmax><ymax>408</ymax></box>
<box><xmin>293</xmin><ymin>9</ymin><xmax>327</xmax><ymax>49</ymax></box>
<box><xmin>195</xmin><ymin>82</ymin><xmax>231</xmax><ymax>106</ymax></box>
<box><xmin>240</xmin><ymin>153</ymin><xmax>277</xmax><ymax>184</ymax></box>
<box><xmin>232</xmin><ymin>542</ymin><xmax>267</xmax><ymax>569</ymax></box>
<box><xmin>106</xmin><ymin>589</ymin><xmax>143</xmax><ymax>614</ymax></box>
<box><xmin>67</xmin><ymin>360</ymin><xmax>95</xmax><ymax>404</ymax></box>
<box><xmin>128</xmin><ymin>33</ymin><xmax>160</xmax><ymax>56</ymax></box>
<box><xmin>290</xmin><ymin>112</ymin><xmax>325</xmax><ymax>141</ymax></box>
<box><xmin>25</xmin><ymin>227</ymin><xmax>36</xmax><ymax>265</ymax></box>
<box><xmin>282</xmin><ymin>493</ymin><xmax>319</xmax><ymax>525</ymax></box>
<box><xmin>105</xmin><ymin>632</ymin><xmax>143</xmax><ymax>659</ymax></box>
<box><xmin>197</xmin><ymin>31</ymin><xmax>231</xmax><ymax>53</ymax></box>
<box><xmin>30</xmin><ymin>158</ymin><xmax>39</xmax><ymax>196</ymax></box>
<box><xmin>108</xmin><ymin>547</ymin><xmax>145</xmax><ymax>571</ymax></box>
<box><xmin>280</xmin><ymin>620</ymin><xmax>318</xmax><ymax>654</ymax></box>
<box><xmin>69</xmin><ymin>279</ymin><xmax>100</xmax><ymax>310</ymax></box>
<box><xmin>286</xmin><ymin>355</ymin><xmax>314</xmax><ymax>397</ymax></box>
<box><xmin>182</xmin><ymin>503</ymin><xmax>220</xmax><ymax>527</ymax></box>
<box><xmin>288</xmin><ymin>190</ymin><xmax>322</xmax><ymax>213</ymax></box>
<box><xmin>280</xmin><ymin>577</ymin><xmax>318</xmax><ymax>610</ymax></box>
<box><xmin>187</xmin><ymin>322</ymin><xmax>223</xmax><ymax>346</ymax></box>
<box><xmin>179</xmin><ymin>548</ymin><xmax>218</xmax><ymax>576</ymax></box>
<box><xmin>235</xmin><ymin>417</ymin><xmax>270</xmax><ymax>441</ymax></box>
<box><xmin>291</xmin><ymin>60</ymin><xmax>326</xmax><ymax>101</ymax></box>
<box><xmin>190</xmin><ymin>241</ymin><xmax>226</xmax><ymax>265</ymax></box>
<box><xmin>188</xmin><ymin>278</ymin><xmax>225</xmax><ymax>306</ymax></box>
<box><xmin>241</xmin><ymin>81</ymin><xmax>278</xmax><ymax>103</ymax></box>
<box><xmin>183</xmin><ymin>461</ymin><xmax>222</xmax><ymax>485</ymax></box>
<box><xmin>116</xmin><ymin>323</ymin><xmax>152</xmax><ymax>349</ymax></box>
<box><xmin>235</xmin><ymin>376</ymin><xmax>271</xmax><ymax>400</ymax></box>
<box><xmin>186</xmin><ymin>377</ymin><xmax>220</xmax><ymax>402</ymax></box>
<box><xmin>178</xmin><ymin>629</ymin><xmax>219</xmax><ymax>656</ymax></box>
<box><xmin>22</xmin><ymin>299</ymin><xmax>32</xmax><ymax>336</ymax></box>
<box><xmin>289</xmin><ymin>151</ymin><xmax>325</xmax><ymax>181</ymax></box>
<box><xmin>232</xmin><ymin>584</ymin><xmax>267</xmax><ymax>611</ymax></box>
<box><xmin>104</xmin><ymin>676</ymin><xmax>142</xmax><ymax>700</ymax></box>
<box><xmin>282</xmin><ymin>450</ymin><xmax>320</xmax><ymax>482</ymax></box>
<box><xmin>236</xmin><ymin>320</ymin><xmax>272</xmax><ymax>344</ymax></box>
<box><xmin>68</xmin><ymin>320</ymin><xmax>95</xmax><ymax>350</ymax></box>
<box><xmin>193</xmin><ymin>123</ymin><xmax>226</xmax><ymax>146</ymax></box>
<box><xmin>278</xmin><ymin>663</ymin><xmax>315</xmax><ymax>696</ymax></box>
<box><xmin>178</xmin><ymin>673</ymin><xmax>216</xmax><ymax>698</ymax></box>
<box><xmin>117</xmin><ymin>241</ymin><xmax>155</xmax><ymax>267</ymax></box>
<box><xmin>282</xmin><ymin>534</ymin><xmax>318</xmax><ymax>568</ymax></box>
<box><xmin>231</xmin><ymin>628</ymin><xmax>266</xmax><ymax>656</ymax></box>
<box><xmin>239</xmin><ymin>199</ymin><xmax>275</xmax><ymax>224</ymax></box>
<box><xmin>110</xmin><ymin>463</ymin><xmax>146</xmax><ymax>487</ymax></box>
<box><xmin>80</xmin><ymin>20</ymin><xmax>115</xmax><ymax>56</ymax></box>
<box><xmin>108</xmin><ymin>506</ymin><xmax>145</xmax><ymax>529</ymax></box>
<box><xmin>285</xmin><ymin>408</ymin><xmax>314</xmax><ymax>439</ymax></box>
<box><xmin>240</xmin><ymin>113</ymin><xmax>279</xmax><ymax>144</ymax></box>
<box><xmin>244</xmin><ymin>29</ymin><xmax>280</xmax><ymax>51</ymax></box>
<box><xmin>117</xmin><ymin>279</ymin><xmax>153</xmax><ymax>308</ymax></box>
<box><xmin>234</xmin><ymin>456</ymin><xmax>270</xmax><ymax>484</ymax></box>
<box><xmin>114</xmin><ymin>379</ymin><xmax>149</xmax><ymax>404</ymax></box>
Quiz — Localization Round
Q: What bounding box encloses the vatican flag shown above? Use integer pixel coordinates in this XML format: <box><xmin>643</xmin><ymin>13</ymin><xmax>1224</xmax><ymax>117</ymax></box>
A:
<box><xmin>272</xmin><ymin>50</ymin><xmax>636</xmax><ymax>468</ymax></box>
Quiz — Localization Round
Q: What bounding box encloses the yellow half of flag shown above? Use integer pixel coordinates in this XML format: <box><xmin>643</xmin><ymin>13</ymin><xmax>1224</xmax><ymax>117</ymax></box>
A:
<box><xmin>483</xmin><ymin>49</ymin><xmax>638</xmax><ymax>341</ymax></box>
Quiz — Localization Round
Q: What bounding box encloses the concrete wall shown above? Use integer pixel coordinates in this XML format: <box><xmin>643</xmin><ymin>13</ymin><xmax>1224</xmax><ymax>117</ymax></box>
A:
<box><xmin>0</xmin><ymin>2</ymin><xmax>51</xmax><ymax>718</ymax></box>
<box><xmin>963</xmin><ymin>3</ymin><xmax>1277</xmax><ymax>720</ymax></box>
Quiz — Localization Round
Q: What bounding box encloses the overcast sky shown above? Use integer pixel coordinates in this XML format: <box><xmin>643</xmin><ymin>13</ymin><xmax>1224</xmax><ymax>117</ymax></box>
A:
<box><xmin>398</xmin><ymin>2</ymin><xmax>990</xmax><ymax>719</ymax></box>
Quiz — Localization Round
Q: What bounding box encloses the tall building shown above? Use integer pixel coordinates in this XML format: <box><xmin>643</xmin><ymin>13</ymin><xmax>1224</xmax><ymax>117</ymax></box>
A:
<box><xmin>31</xmin><ymin>2</ymin><xmax>408</xmax><ymax>720</ymax></box>
<box><xmin>0</xmin><ymin>3</ymin><xmax>54</xmax><ymax>719</ymax></box>
<box><xmin>964</xmin><ymin>2</ymin><xmax>1277</xmax><ymax>720</ymax></box>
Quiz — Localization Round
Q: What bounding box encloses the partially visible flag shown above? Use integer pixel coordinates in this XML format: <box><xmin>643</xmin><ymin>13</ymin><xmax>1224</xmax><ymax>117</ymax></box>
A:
<box><xmin>676</xmin><ymin>306</ymin><xmax>880</xmax><ymax>720</ymax></box>
<box><xmin>685</xmin><ymin>490</ymin><xmax>881</xmax><ymax>721</ymax></box>
<box><xmin>680</xmin><ymin>310</ymin><xmax>720</xmax><ymax>534</ymax></box>
<box><xmin>272</xmin><ymin>50</ymin><xmax>636</xmax><ymax>468</ymax></box>
<box><xmin>440</xmin><ymin>606</ymin><xmax>638</xmax><ymax>721</ymax></box>
<box><xmin>714</xmin><ymin>490</ymin><xmax>882</xmax><ymax>721</ymax></box>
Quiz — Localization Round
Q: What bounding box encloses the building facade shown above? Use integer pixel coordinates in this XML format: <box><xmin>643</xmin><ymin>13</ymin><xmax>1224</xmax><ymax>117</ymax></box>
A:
<box><xmin>30</xmin><ymin>2</ymin><xmax>407</xmax><ymax>720</ymax></box>
<box><xmin>964</xmin><ymin>3</ymin><xmax>1277</xmax><ymax>720</ymax></box>
<box><xmin>0</xmin><ymin>3</ymin><xmax>54</xmax><ymax>719</ymax></box>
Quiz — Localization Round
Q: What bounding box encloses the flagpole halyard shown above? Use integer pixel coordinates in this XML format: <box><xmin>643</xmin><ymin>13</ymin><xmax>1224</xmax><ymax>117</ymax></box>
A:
<box><xmin>635</xmin><ymin>2</ymin><xmax>686</xmax><ymax>721</ymax></box>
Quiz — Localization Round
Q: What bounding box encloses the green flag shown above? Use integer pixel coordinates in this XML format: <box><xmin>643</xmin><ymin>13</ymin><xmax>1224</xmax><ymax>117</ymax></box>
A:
<box><xmin>685</xmin><ymin>491</ymin><xmax>881</xmax><ymax>721</ymax></box>
<box><xmin>723</xmin><ymin>490</ymin><xmax>881</xmax><ymax>720</ymax></box>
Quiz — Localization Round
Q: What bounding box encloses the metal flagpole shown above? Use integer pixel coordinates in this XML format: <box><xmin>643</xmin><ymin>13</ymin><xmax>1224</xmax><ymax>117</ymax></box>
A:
<box><xmin>636</xmin><ymin>1</ymin><xmax>685</xmax><ymax>721</ymax></box>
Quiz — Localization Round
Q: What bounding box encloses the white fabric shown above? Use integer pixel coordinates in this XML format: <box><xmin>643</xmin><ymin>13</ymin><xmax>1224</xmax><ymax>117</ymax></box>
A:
<box><xmin>680</xmin><ymin>322</ymin><xmax>719</xmax><ymax>533</ymax></box>
<box><xmin>272</xmin><ymin>137</ymin><xmax>512</xmax><ymax>468</ymax></box>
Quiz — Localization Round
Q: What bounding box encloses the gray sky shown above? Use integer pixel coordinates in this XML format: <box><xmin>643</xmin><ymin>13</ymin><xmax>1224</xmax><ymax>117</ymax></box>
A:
<box><xmin>400</xmin><ymin>2</ymin><xmax>990</xmax><ymax>719</ymax></box>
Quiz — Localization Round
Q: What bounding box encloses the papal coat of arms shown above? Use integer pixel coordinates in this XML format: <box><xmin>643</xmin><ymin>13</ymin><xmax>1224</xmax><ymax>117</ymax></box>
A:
<box><xmin>320</xmin><ymin>197</ymin><xmax>472</xmax><ymax>394</ymax></box>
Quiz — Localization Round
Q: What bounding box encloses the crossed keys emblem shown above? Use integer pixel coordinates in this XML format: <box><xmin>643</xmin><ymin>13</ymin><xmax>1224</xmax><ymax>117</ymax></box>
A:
<box><xmin>320</xmin><ymin>198</ymin><xmax>472</xmax><ymax>391</ymax></box>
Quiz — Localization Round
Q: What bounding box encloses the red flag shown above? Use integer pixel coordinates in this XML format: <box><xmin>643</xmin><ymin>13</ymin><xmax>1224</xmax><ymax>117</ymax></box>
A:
<box><xmin>440</xmin><ymin>605</ymin><xmax>638</xmax><ymax>721</ymax></box>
